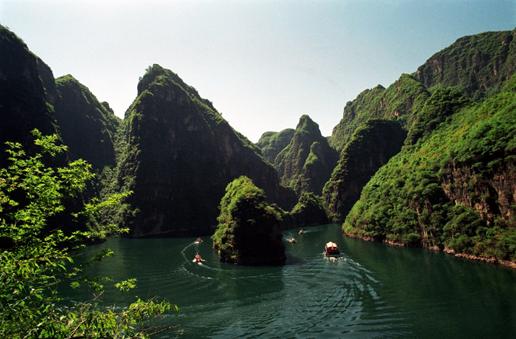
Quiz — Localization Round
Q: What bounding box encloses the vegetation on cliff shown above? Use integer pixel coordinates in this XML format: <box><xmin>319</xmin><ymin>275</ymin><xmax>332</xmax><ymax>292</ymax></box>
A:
<box><xmin>256</xmin><ymin>129</ymin><xmax>295</xmax><ymax>163</ymax></box>
<box><xmin>275</xmin><ymin>115</ymin><xmax>338</xmax><ymax>195</ymax></box>
<box><xmin>344</xmin><ymin>75</ymin><xmax>516</xmax><ymax>262</ymax></box>
<box><xmin>212</xmin><ymin>176</ymin><xmax>286</xmax><ymax>265</ymax></box>
<box><xmin>54</xmin><ymin>75</ymin><xmax>120</xmax><ymax>169</ymax></box>
<box><xmin>0</xmin><ymin>25</ymin><xmax>58</xmax><ymax>162</ymax></box>
<box><xmin>415</xmin><ymin>30</ymin><xmax>516</xmax><ymax>98</ymax></box>
<box><xmin>323</xmin><ymin>120</ymin><xmax>406</xmax><ymax>222</ymax></box>
<box><xmin>289</xmin><ymin>192</ymin><xmax>329</xmax><ymax>228</ymax></box>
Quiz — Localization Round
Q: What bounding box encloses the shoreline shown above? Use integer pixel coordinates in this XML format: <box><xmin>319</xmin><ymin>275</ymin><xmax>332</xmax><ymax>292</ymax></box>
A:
<box><xmin>344</xmin><ymin>231</ymin><xmax>516</xmax><ymax>269</ymax></box>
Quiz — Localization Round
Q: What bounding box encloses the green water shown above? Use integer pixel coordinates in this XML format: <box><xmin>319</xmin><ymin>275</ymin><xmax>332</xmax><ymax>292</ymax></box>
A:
<box><xmin>69</xmin><ymin>224</ymin><xmax>516</xmax><ymax>338</ymax></box>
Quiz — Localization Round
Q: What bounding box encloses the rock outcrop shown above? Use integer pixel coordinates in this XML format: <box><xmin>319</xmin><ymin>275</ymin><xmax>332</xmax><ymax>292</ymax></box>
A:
<box><xmin>0</xmin><ymin>25</ymin><xmax>58</xmax><ymax>162</ymax></box>
<box><xmin>323</xmin><ymin>120</ymin><xmax>406</xmax><ymax>222</ymax></box>
<box><xmin>288</xmin><ymin>192</ymin><xmax>329</xmax><ymax>228</ymax></box>
<box><xmin>117</xmin><ymin>65</ymin><xmax>295</xmax><ymax>237</ymax></box>
<box><xmin>256</xmin><ymin>128</ymin><xmax>295</xmax><ymax>163</ymax></box>
<box><xmin>212</xmin><ymin>176</ymin><xmax>286</xmax><ymax>265</ymax></box>
<box><xmin>54</xmin><ymin>75</ymin><xmax>120</xmax><ymax>169</ymax></box>
<box><xmin>274</xmin><ymin>115</ymin><xmax>338</xmax><ymax>195</ymax></box>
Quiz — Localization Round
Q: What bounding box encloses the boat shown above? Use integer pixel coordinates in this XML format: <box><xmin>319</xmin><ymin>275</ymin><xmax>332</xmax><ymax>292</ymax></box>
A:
<box><xmin>194</xmin><ymin>237</ymin><xmax>203</xmax><ymax>245</ymax></box>
<box><xmin>324</xmin><ymin>242</ymin><xmax>340</xmax><ymax>256</ymax></box>
<box><xmin>287</xmin><ymin>237</ymin><xmax>297</xmax><ymax>244</ymax></box>
<box><xmin>298</xmin><ymin>229</ymin><xmax>305</xmax><ymax>235</ymax></box>
<box><xmin>192</xmin><ymin>253</ymin><xmax>205</xmax><ymax>264</ymax></box>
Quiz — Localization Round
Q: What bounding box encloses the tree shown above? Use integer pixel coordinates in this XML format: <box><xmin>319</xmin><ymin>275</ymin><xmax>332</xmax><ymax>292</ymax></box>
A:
<box><xmin>0</xmin><ymin>130</ymin><xmax>176</xmax><ymax>338</ymax></box>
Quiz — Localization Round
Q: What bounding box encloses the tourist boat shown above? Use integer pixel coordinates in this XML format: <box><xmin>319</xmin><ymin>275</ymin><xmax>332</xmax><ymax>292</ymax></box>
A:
<box><xmin>193</xmin><ymin>253</ymin><xmax>205</xmax><ymax>264</ymax></box>
<box><xmin>324</xmin><ymin>242</ymin><xmax>340</xmax><ymax>256</ymax></box>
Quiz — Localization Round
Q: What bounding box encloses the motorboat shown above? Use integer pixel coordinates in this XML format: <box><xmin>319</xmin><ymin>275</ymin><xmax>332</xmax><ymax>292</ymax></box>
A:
<box><xmin>287</xmin><ymin>237</ymin><xmax>297</xmax><ymax>244</ymax></box>
<box><xmin>324</xmin><ymin>242</ymin><xmax>340</xmax><ymax>256</ymax></box>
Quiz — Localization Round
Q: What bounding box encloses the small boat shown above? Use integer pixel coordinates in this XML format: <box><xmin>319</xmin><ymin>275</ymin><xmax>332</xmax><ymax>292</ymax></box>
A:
<box><xmin>298</xmin><ymin>229</ymin><xmax>305</xmax><ymax>235</ymax></box>
<box><xmin>194</xmin><ymin>237</ymin><xmax>203</xmax><ymax>245</ymax></box>
<box><xmin>192</xmin><ymin>253</ymin><xmax>205</xmax><ymax>264</ymax></box>
<box><xmin>287</xmin><ymin>237</ymin><xmax>297</xmax><ymax>244</ymax></box>
<box><xmin>324</xmin><ymin>242</ymin><xmax>340</xmax><ymax>256</ymax></box>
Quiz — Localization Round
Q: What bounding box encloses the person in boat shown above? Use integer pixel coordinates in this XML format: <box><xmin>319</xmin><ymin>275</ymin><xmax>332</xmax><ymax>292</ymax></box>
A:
<box><xmin>324</xmin><ymin>241</ymin><xmax>340</xmax><ymax>256</ymax></box>
<box><xmin>193</xmin><ymin>253</ymin><xmax>205</xmax><ymax>263</ymax></box>
<box><xmin>287</xmin><ymin>237</ymin><xmax>296</xmax><ymax>244</ymax></box>
<box><xmin>298</xmin><ymin>228</ymin><xmax>305</xmax><ymax>235</ymax></box>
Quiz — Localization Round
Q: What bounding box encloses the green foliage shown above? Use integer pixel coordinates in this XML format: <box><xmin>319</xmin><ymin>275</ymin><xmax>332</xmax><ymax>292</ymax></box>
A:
<box><xmin>256</xmin><ymin>128</ymin><xmax>295</xmax><ymax>163</ymax></box>
<box><xmin>330</xmin><ymin>75</ymin><xmax>429</xmax><ymax>151</ymax></box>
<box><xmin>406</xmin><ymin>86</ymin><xmax>468</xmax><ymax>144</ymax></box>
<box><xmin>344</xmin><ymin>76</ymin><xmax>516</xmax><ymax>261</ymax></box>
<box><xmin>0</xmin><ymin>130</ymin><xmax>175</xmax><ymax>337</ymax></box>
<box><xmin>289</xmin><ymin>192</ymin><xmax>329</xmax><ymax>227</ymax></box>
<box><xmin>212</xmin><ymin>176</ymin><xmax>286</xmax><ymax>265</ymax></box>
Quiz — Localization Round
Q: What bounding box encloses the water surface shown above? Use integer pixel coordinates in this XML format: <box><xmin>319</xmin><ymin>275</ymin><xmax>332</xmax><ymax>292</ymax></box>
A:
<box><xmin>69</xmin><ymin>224</ymin><xmax>516</xmax><ymax>338</ymax></box>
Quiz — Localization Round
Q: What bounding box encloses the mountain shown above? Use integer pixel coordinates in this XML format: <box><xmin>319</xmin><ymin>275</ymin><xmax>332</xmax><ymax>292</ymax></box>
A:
<box><xmin>344</xmin><ymin>75</ymin><xmax>516</xmax><ymax>265</ymax></box>
<box><xmin>414</xmin><ymin>30</ymin><xmax>516</xmax><ymax>98</ymax></box>
<box><xmin>274</xmin><ymin>115</ymin><xmax>338</xmax><ymax>195</ymax></box>
<box><xmin>54</xmin><ymin>75</ymin><xmax>120</xmax><ymax>169</ymax></box>
<box><xmin>323</xmin><ymin>120</ymin><xmax>406</xmax><ymax>222</ymax></box>
<box><xmin>0</xmin><ymin>25</ymin><xmax>58</xmax><ymax>161</ymax></box>
<box><xmin>116</xmin><ymin>64</ymin><xmax>295</xmax><ymax>237</ymax></box>
<box><xmin>256</xmin><ymin>128</ymin><xmax>295</xmax><ymax>163</ymax></box>
<box><xmin>325</xmin><ymin>30</ymin><xmax>516</xmax><ymax>228</ymax></box>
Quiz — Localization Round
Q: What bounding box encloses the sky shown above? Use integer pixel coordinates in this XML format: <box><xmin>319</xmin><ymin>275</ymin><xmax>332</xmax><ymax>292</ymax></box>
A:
<box><xmin>1</xmin><ymin>0</ymin><xmax>515</xmax><ymax>141</ymax></box>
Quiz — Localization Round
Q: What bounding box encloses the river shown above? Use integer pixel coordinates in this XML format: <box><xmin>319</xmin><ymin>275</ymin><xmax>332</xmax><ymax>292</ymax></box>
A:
<box><xmin>68</xmin><ymin>224</ymin><xmax>516</xmax><ymax>338</ymax></box>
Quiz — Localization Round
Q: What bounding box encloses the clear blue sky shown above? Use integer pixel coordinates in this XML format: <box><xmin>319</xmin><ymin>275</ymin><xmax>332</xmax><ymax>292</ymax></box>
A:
<box><xmin>1</xmin><ymin>0</ymin><xmax>514</xmax><ymax>141</ymax></box>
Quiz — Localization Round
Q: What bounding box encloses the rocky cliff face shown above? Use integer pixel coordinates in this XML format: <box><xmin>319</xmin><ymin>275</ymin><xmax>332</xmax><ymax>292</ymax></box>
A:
<box><xmin>117</xmin><ymin>65</ymin><xmax>295</xmax><ymax>237</ymax></box>
<box><xmin>54</xmin><ymin>75</ymin><xmax>120</xmax><ymax>169</ymax></box>
<box><xmin>274</xmin><ymin>115</ymin><xmax>337</xmax><ymax>195</ymax></box>
<box><xmin>441</xmin><ymin>160</ymin><xmax>515</xmax><ymax>225</ymax></box>
<box><xmin>0</xmin><ymin>25</ymin><xmax>58</xmax><ymax>162</ymax></box>
<box><xmin>256</xmin><ymin>129</ymin><xmax>295</xmax><ymax>163</ymax></box>
<box><xmin>415</xmin><ymin>30</ymin><xmax>516</xmax><ymax>97</ymax></box>
<box><xmin>323</xmin><ymin>120</ymin><xmax>406</xmax><ymax>222</ymax></box>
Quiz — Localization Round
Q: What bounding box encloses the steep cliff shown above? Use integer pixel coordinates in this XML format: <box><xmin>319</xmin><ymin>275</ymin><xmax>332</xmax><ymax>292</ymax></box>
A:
<box><xmin>274</xmin><ymin>115</ymin><xmax>338</xmax><ymax>195</ymax></box>
<box><xmin>330</xmin><ymin>75</ymin><xmax>429</xmax><ymax>152</ymax></box>
<box><xmin>54</xmin><ymin>75</ymin><xmax>120</xmax><ymax>169</ymax></box>
<box><xmin>344</xmin><ymin>76</ymin><xmax>516</xmax><ymax>264</ymax></box>
<box><xmin>117</xmin><ymin>65</ymin><xmax>295</xmax><ymax>237</ymax></box>
<box><xmin>323</xmin><ymin>120</ymin><xmax>406</xmax><ymax>222</ymax></box>
<box><xmin>415</xmin><ymin>29</ymin><xmax>516</xmax><ymax>98</ymax></box>
<box><xmin>0</xmin><ymin>25</ymin><xmax>58</xmax><ymax>162</ymax></box>
<box><xmin>212</xmin><ymin>176</ymin><xmax>286</xmax><ymax>265</ymax></box>
<box><xmin>256</xmin><ymin>128</ymin><xmax>295</xmax><ymax>163</ymax></box>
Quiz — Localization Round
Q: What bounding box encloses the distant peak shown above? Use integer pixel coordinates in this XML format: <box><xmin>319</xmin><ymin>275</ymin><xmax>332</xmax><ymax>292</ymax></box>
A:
<box><xmin>296</xmin><ymin>114</ymin><xmax>321</xmax><ymax>135</ymax></box>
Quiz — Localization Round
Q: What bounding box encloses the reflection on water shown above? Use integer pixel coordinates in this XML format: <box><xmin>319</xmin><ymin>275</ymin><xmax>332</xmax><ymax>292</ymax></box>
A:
<box><xmin>65</xmin><ymin>224</ymin><xmax>516</xmax><ymax>338</ymax></box>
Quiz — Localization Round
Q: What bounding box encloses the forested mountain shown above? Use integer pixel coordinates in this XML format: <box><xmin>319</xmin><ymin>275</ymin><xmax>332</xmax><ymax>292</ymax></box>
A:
<box><xmin>256</xmin><ymin>128</ymin><xmax>295</xmax><ymax>163</ymax></box>
<box><xmin>0</xmin><ymin>25</ymin><xmax>119</xmax><ymax>172</ymax></box>
<box><xmin>115</xmin><ymin>65</ymin><xmax>295</xmax><ymax>237</ymax></box>
<box><xmin>0</xmin><ymin>25</ymin><xmax>59</xmax><ymax>162</ymax></box>
<box><xmin>344</xmin><ymin>75</ymin><xmax>515</xmax><ymax>263</ymax></box>
<box><xmin>54</xmin><ymin>75</ymin><xmax>120</xmax><ymax>169</ymax></box>
<box><xmin>273</xmin><ymin>115</ymin><xmax>338</xmax><ymax>195</ymax></box>
<box><xmin>326</xmin><ymin>29</ymin><xmax>515</xmax><ymax>264</ymax></box>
